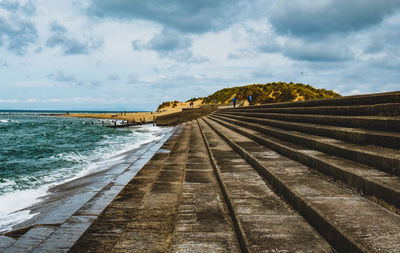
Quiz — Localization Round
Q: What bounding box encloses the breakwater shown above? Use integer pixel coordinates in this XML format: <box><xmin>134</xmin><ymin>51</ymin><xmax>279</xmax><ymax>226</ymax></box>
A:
<box><xmin>156</xmin><ymin>105</ymin><xmax>217</xmax><ymax>126</ymax></box>
<box><xmin>2</xmin><ymin>91</ymin><xmax>400</xmax><ymax>252</ymax></box>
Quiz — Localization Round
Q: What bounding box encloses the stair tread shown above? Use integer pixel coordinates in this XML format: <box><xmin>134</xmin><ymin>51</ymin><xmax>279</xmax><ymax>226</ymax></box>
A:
<box><xmin>219</xmin><ymin>111</ymin><xmax>400</xmax><ymax>132</ymax></box>
<box><xmin>222</xmin><ymin>102</ymin><xmax>400</xmax><ymax>116</ymax></box>
<box><xmin>212</xmin><ymin>114</ymin><xmax>400</xmax><ymax>172</ymax></box>
<box><xmin>209</xmin><ymin>116</ymin><xmax>400</xmax><ymax>207</ymax></box>
<box><xmin>197</xmin><ymin>119</ymin><xmax>333</xmax><ymax>252</ymax></box>
<box><xmin>204</xmin><ymin>117</ymin><xmax>400</xmax><ymax>252</ymax></box>
<box><xmin>220</xmin><ymin>112</ymin><xmax>400</xmax><ymax>121</ymax></box>
<box><xmin>171</xmin><ymin>122</ymin><xmax>240</xmax><ymax>252</ymax></box>
<box><xmin>216</xmin><ymin>112</ymin><xmax>400</xmax><ymax>141</ymax></box>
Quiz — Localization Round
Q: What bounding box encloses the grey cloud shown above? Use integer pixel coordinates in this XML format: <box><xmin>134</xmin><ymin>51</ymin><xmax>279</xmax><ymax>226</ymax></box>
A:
<box><xmin>133</xmin><ymin>28</ymin><xmax>207</xmax><ymax>62</ymax></box>
<box><xmin>47</xmin><ymin>70</ymin><xmax>83</xmax><ymax>86</ymax></box>
<box><xmin>283</xmin><ymin>39</ymin><xmax>354</xmax><ymax>62</ymax></box>
<box><xmin>107</xmin><ymin>74</ymin><xmax>120</xmax><ymax>81</ymax></box>
<box><xmin>0</xmin><ymin>0</ymin><xmax>36</xmax><ymax>16</ymax></box>
<box><xmin>46</xmin><ymin>21</ymin><xmax>103</xmax><ymax>55</ymax></box>
<box><xmin>270</xmin><ymin>0</ymin><xmax>400</xmax><ymax>38</ymax></box>
<box><xmin>91</xmin><ymin>80</ymin><xmax>101</xmax><ymax>86</ymax></box>
<box><xmin>87</xmin><ymin>0</ymin><xmax>251</xmax><ymax>34</ymax></box>
<box><xmin>136</xmin><ymin>28</ymin><xmax>191</xmax><ymax>52</ymax></box>
<box><xmin>0</xmin><ymin>17</ymin><xmax>37</xmax><ymax>55</ymax></box>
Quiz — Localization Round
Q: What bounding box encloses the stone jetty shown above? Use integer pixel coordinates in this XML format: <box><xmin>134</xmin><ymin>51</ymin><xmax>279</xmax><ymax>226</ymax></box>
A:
<box><xmin>1</xmin><ymin>91</ymin><xmax>399</xmax><ymax>252</ymax></box>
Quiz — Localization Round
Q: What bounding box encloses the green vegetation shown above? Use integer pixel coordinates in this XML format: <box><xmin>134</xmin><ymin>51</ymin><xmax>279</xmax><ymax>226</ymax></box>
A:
<box><xmin>157</xmin><ymin>100</ymin><xmax>180</xmax><ymax>110</ymax></box>
<box><xmin>202</xmin><ymin>82</ymin><xmax>340</xmax><ymax>104</ymax></box>
<box><xmin>157</xmin><ymin>82</ymin><xmax>340</xmax><ymax>110</ymax></box>
<box><xmin>186</xmin><ymin>97</ymin><xmax>203</xmax><ymax>103</ymax></box>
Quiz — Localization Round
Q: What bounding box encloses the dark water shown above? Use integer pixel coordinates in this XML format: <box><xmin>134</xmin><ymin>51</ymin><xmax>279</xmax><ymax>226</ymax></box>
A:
<box><xmin>0</xmin><ymin>111</ymin><xmax>169</xmax><ymax>231</ymax></box>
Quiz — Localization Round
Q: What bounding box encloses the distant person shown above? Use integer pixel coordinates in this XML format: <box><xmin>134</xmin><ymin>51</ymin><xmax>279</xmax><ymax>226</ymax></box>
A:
<box><xmin>190</xmin><ymin>101</ymin><xmax>194</xmax><ymax>108</ymax></box>
<box><xmin>232</xmin><ymin>97</ymin><xmax>237</xmax><ymax>108</ymax></box>
<box><xmin>248</xmin><ymin>95</ymin><xmax>252</xmax><ymax>105</ymax></box>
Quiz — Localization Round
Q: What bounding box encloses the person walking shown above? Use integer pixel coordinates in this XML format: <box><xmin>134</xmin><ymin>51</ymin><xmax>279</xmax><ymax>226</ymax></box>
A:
<box><xmin>232</xmin><ymin>97</ymin><xmax>237</xmax><ymax>108</ymax></box>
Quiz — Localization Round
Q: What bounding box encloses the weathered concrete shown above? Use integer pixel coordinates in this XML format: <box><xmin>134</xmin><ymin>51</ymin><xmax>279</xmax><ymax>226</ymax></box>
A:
<box><xmin>216</xmin><ymin>113</ymin><xmax>400</xmax><ymax>149</ymax></box>
<box><xmin>219</xmin><ymin>111</ymin><xmax>400</xmax><ymax>132</ymax></box>
<box><xmin>203</xmin><ymin>117</ymin><xmax>400</xmax><ymax>252</ymax></box>
<box><xmin>171</xmin><ymin>122</ymin><xmax>240</xmax><ymax>252</ymax></box>
<box><xmin>211</xmin><ymin>114</ymin><xmax>400</xmax><ymax>171</ymax></box>
<box><xmin>198</xmin><ymin>119</ymin><xmax>332</xmax><ymax>252</ymax></box>
<box><xmin>69</xmin><ymin>125</ymin><xmax>189</xmax><ymax>252</ymax></box>
<box><xmin>209</xmin><ymin>115</ymin><xmax>400</xmax><ymax>212</ymax></box>
<box><xmin>156</xmin><ymin>105</ymin><xmax>217</xmax><ymax>126</ymax></box>
<box><xmin>224</xmin><ymin>103</ymin><xmax>400</xmax><ymax>116</ymax></box>
<box><xmin>225</xmin><ymin>91</ymin><xmax>400</xmax><ymax>108</ymax></box>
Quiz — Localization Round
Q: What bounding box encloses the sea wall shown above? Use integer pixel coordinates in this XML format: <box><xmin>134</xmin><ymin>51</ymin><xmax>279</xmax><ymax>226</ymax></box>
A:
<box><xmin>156</xmin><ymin>105</ymin><xmax>217</xmax><ymax>126</ymax></box>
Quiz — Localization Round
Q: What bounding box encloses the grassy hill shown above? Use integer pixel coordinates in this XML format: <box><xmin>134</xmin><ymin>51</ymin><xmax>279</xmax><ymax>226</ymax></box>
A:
<box><xmin>159</xmin><ymin>82</ymin><xmax>340</xmax><ymax>110</ymax></box>
<box><xmin>200</xmin><ymin>82</ymin><xmax>340</xmax><ymax>104</ymax></box>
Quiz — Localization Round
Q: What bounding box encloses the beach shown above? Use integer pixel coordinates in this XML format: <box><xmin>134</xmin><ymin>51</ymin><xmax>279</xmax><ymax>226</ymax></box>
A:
<box><xmin>59</xmin><ymin>100</ymin><xmax>204</xmax><ymax>123</ymax></box>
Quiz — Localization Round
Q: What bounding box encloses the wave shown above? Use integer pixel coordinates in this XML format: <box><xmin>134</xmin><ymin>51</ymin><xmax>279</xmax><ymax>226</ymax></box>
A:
<box><xmin>0</xmin><ymin>124</ymin><xmax>171</xmax><ymax>232</ymax></box>
<box><xmin>0</xmin><ymin>119</ymin><xmax>19</xmax><ymax>124</ymax></box>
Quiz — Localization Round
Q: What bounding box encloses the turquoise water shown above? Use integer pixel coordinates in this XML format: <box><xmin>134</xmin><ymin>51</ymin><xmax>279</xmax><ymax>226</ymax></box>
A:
<box><xmin>0</xmin><ymin>111</ymin><xmax>168</xmax><ymax>231</ymax></box>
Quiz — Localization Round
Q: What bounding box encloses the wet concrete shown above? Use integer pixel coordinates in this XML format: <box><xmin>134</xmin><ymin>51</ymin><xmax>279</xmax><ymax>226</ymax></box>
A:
<box><xmin>3</xmin><ymin>126</ymin><xmax>178</xmax><ymax>252</ymax></box>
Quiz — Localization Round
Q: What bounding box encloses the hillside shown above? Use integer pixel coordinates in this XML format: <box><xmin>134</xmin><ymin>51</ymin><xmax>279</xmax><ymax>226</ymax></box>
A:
<box><xmin>158</xmin><ymin>82</ymin><xmax>340</xmax><ymax>110</ymax></box>
<box><xmin>201</xmin><ymin>82</ymin><xmax>340</xmax><ymax>104</ymax></box>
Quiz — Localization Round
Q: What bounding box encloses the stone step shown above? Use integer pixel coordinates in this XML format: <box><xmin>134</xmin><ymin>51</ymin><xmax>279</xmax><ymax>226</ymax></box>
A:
<box><xmin>209</xmin><ymin>115</ymin><xmax>400</xmax><ymax>213</ymax></box>
<box><xmin>197</xmin><ymin>119</ymin><xmax>333</xmax><ymax>252</ymax></box>
<box><xmin>212</xmin><ymin>114</ymin><xmax>400</xmax><ymax>174</ymax></box>
<box><xmin>216</xmin><ymin>112</ymin><xmax>400</xmax><ymax>149</ymax></box>
<box><xmin>203</xmin><ymin>116</ymin><xmax>400</xmax><ymax>252</ymax></box>
<box><xmin>222</xmin><ymin>103</ymin><xmax>400</xmax><ymax>116</ymax></box>
<box><xmin>68</xmin><ymin>124</ymin><xmax>191</xmax><ymax>252</ymax></box>
<box><xmin>171</xmin><ymin>121</ymin><xmax>241</xmax><ymax>252</ymax></box>
<box><xmin>230</xmin><ymin>91</ymin><xmax>400</xmax><ymax>109</ymax></box>
<box><xmin>218</xmin><ymin>111</ymin><xmax>400</xmax><ymax>132</ymax></box>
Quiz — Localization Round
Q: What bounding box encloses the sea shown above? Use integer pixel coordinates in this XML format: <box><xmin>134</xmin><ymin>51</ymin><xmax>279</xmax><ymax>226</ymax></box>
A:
<box><xmin>0</xmin><ymin>110</ymin><xmax>170</xmax><ymax>232</ymax></box>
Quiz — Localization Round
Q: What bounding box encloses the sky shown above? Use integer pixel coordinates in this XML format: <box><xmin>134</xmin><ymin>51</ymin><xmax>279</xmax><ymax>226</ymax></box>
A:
<box><xmin>0</xmin><ymin>0</ymin><xmax>400</xmax><ymax>111</ymax></box>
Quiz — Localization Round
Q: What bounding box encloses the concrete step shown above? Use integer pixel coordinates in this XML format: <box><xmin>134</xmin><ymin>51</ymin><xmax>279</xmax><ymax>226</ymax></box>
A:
<box><xmin>68</xmin><ymin>124</ymin><xmax>191</xmax><ymax>252</ymax></box>
<box><xmin>203</xmin><ymin>116</ymin><xmax>400</xmax><ymax>252</ymax></box>
<box><xmin>222</xmin><ymin>103</ymin><xmax>400</xmax><ymax>116</ymax></box>
<box><xmin>216</xmin><ymin>112</ymin><xmax>400</xmax><ymax>149</ymax></box>
<box><xmin>212</xmin><ymin>114</ymin><xmax>400</xmax><ymax>175</ymax></box>
<box><xmin>171</xmin><ymin>121</ymin><xmax>241</xmax><ymax>252</ymax></box>
<box><xmin>209</xmin><ymin>115</ymin><xmax>400</xmax><ymax>213</ymax></box>
<box><xmin>218</xmin><ymin>111</ymin><xmax>400</xmax><ymax>132</ymax></box>
<box><xmin>229</xmin><ymin>91</ymin><xmax>400</xmax><ymax>109</ymax></box>
<box><xmin>197</xmin><ymin>119</ymin><xmax>333</xmax><ymax>252</ymax></box>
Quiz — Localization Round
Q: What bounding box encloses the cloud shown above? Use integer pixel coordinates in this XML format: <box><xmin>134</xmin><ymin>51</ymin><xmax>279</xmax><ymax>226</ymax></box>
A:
<box><xmin>0</xmin><ymin>99</ymin><xmax>20</xmax><ymax>103</ymax></box>
<box><xmin>47</xmin><ymin>70</ymin><xmax>83</xmax><ymax>86</ymax></box>
<box><xmin>87</xmin><ymin>0</ymin><xmax>252</xmax><ymax>34</ymax></box>
<box><xmin>107</xmin><ymin>74</ymin><xmax>120</xmax><ymax>81</ymax></box>
<box><xmin>134</xmin><ymin>28</ymin><xmax>191</xmax><ymax>52</ymax></box>
<box><xmin>0</xmin><ymin>6</ymin><xmax>37</xmax><ymax>55</ymax></box>
<box><xmin>46</xmin><ymin>21</ymin><xmax>103</xmax><ymax>55</ymax></box>
<box><xmin>0</xmin><ymin>0</ymin><xmax>36</xmax><ymax>16</ymax></box>
<box><xmin>133</xmin><ymin>28</ymin><xmax>207</xmax><ymax>62</ymax></box>
<box><xmin>283</xmin><ymin>38</ymin><xmax>354</xmax><ymax>62</ymax></box>
<box><xmin>270</xmin><ymin>0</ymin><xmax>400</xmax><ymax>38</ymax></box>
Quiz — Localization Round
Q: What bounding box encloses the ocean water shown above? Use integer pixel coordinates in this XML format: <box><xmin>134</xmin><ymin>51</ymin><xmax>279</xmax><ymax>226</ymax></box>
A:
<box><xmin>0</xmin><ymin>111</ymin><xmax>170</xmax><ymax>232</ymax></box>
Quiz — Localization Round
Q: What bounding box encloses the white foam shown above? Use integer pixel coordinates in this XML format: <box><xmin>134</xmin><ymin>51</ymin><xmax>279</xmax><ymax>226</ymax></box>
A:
<box><xmin>0</xmin><ymin>124</ymin><xmax>172</xmax><ymax>232</ymax></box>
<box><xmin>0</xmin><ymin>185</ymin><xmax>48</xmax><ymax>232</ymax></box>
<box><xmin>0</xmin><ymin>119</ymin><xmax>19</xmax><ymax>123</ymax></box>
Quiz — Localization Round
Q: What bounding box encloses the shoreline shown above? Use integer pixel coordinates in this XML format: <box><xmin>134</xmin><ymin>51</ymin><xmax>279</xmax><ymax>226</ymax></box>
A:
<box><xmin>56</xmin><ymin>100</ymin><xmax>207</xmax><ymax>123</ymax></box>
<box><xmin>0</xmin><ymin>125</ymin><xmax>176</xmax><ymax>238</ymax></box>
